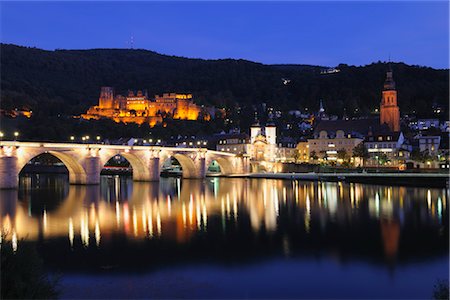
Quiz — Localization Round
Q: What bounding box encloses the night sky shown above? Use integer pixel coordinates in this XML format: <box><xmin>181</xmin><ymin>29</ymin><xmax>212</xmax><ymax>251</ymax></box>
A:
<box><xmin>1</xmin><ymin>1</ymin><xmax>448</xmax><ymax>68</ymax></box>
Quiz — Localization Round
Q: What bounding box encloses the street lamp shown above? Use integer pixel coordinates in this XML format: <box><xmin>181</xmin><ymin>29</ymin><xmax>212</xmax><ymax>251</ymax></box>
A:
<box><xmin>70</xmin><ymin>136</ymin><xmax>75</xmax><ymax>141</ymax></box>
<box><xmin>0</xmin><ymin>131</ymin><xmax>3</xmax><ymax>140</ymax></box>
<box><xmin>96</xmin><ymin>136</ymin><xmax>101</xmax><ymax>141</ymax></box>
<box><xmin>14</xmin><ymin>131</ymin><xmax>19</xmax><ymax>141</ymax></box>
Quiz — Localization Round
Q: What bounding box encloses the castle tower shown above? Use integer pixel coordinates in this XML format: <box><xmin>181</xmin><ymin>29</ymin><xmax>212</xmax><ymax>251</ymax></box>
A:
<box><xmin>265</xmin><ymin>119</ymin><xmax>277</xmax><ymax>145</ymax></box>
<box><xmin>99</xmin><ymin>87</ymin><xmax>114</xmax><ymax>109</ymax></box>
<box><xmin>380</xmin><ymin>67</ymin><xmax>400</xmax><ymax>132</ymax></box>
<box><xmin>250</xmin><ymin>118</ymin><xmax>262</xmax><ymax>144</ymax></box>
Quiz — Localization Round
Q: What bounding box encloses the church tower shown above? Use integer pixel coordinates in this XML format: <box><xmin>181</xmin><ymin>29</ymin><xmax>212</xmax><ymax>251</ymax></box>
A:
<box><xmin>380</xmin><ymin>67</ymin><xmax>400</xmax><ymax>132</ymax></box>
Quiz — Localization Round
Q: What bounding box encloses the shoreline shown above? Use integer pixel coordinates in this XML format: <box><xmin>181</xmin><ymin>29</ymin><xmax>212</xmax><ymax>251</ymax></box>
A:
<box><xmin>222</xmin><ymin>172</ymin><xmax>449</xmax><ymax>188</ymax></box>
<box><xmin>19</xmin><ymin>165</ymin><xmax>449</xmax><ymax>188</ymax></box>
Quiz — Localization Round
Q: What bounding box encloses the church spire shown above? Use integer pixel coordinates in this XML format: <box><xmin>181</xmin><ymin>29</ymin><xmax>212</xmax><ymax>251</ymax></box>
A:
<box><xmin>383</xmin><ymin>65</ymin><xmax>396</xmax><ymax>91</ymax></box>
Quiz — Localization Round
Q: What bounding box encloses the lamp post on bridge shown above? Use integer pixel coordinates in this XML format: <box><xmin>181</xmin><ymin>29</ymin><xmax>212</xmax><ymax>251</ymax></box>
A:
<box><xmin>14</xmin><ymin>131</ymin><xmax>19</xmax><ymax>141</ymax></box>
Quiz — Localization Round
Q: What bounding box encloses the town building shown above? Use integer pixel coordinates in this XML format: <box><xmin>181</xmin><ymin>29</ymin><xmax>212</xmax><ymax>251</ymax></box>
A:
<box><xmin>364</xmin><ymin>132</ymin><xmax>410</xmax><ymax>167</ymax></box>
<box><xmin>308</xmin><ymin>128</ymin><xmax>363</xmax><ymax>163</ymax></box>
<box><xmin>295</xmin><ymin>141</ymin><xmax>310</xmax><ymax>162</ymax></box>
<box><xmin>81</xmin><ymin>87</ymin><xmax>209</xmax><ymax>126</ymax></box>
<box><xmin>215</xmin><ymin>131</ymin><xmax>250</xmax><ymax>155</ymax></box>
<box><xmin>276</xmin><ymin>137</ymin><xmax>298</xmax><ymax>163</ymax></box>
<box><xmin>409</xmin><ymin>118</ymin><xmax>441</xmax><ymax>131</ymax></box>
<box><xmin>415</xmin><ymin>134</ymin><xmax>441</xmax><ymax>156</ymax></box>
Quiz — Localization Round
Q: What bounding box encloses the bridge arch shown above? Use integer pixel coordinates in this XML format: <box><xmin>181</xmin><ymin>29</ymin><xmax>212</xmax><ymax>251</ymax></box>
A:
<box><xmin>207</xmin><ymin>157</ymin><xmax>234</xmax><ymax>175</ymax></box>
<box><xmin>160</xmin><ymin>153</ymin><xmax>199</xmax><ymax>178</ymax></box>
<box><xmin>99</xmin><ymin>151</ymin><xmax>150</xmax><ymax>182</ymax></box>
<box><xmin>18</xmin><ymin>151</ymin><xmax>87</xmax><ymax>184</ymax></box>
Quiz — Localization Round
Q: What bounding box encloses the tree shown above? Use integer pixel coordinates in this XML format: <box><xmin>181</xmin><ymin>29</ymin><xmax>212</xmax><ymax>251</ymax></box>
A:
<box><xmin>1</xmin><ymin>234</ymin><xmax>59</xmax><ymax>299</ymax></box>
<box><xmin>337</xmin><ymin>149</ymin><xmax>348</xmax><ymax>161</ymax></box>
<box><xmin>352</xmin><ymin>142</ymin><xmax>369</xmax><ymax>166</ymax></box>
<box><xmin>293</xmin><ymin>150</ymin><xmax>301</xmax><ymax>163</ymax></box>
<box><xmin>377</xmin><ymin>153</ymin><xmax>390</xmax><ymax>165</ymax></box>
<box><xmin>411</xmin><ymin>148</ymin><xmax>435</xmax><ymax>163</ymax></box>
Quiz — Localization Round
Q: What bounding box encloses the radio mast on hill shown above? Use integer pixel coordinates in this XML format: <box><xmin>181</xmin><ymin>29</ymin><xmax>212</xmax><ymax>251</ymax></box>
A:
<box><xmin>126</xmin><ymin>35</ymin><xmax>135</xmax><ymax>49</ymax></box>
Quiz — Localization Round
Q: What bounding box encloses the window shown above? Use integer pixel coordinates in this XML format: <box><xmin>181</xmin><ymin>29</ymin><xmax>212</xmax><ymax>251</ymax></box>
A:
<box><xmin>378</xmin><ymin>136</ymin><xmax>383</xmax><ymax>141</ymax></box>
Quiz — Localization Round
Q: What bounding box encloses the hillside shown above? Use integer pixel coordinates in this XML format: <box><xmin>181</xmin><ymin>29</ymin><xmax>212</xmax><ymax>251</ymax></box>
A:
<box><xmin>1</xmin><ymin>44</ymin><xmax>448</xmax><ymax>120</ymax></box>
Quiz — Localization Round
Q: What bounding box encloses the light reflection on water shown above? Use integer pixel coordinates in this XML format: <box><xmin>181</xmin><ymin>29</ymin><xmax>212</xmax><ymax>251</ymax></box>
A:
<box><xmin>1</xmin><ymin>175</ymin><xmax>447</xmax><ymax>256</ymax></box>
<box><xmin>0</xmin><ymin>174</ymin><xmax>448</xmax><ymax>297</ymax></box>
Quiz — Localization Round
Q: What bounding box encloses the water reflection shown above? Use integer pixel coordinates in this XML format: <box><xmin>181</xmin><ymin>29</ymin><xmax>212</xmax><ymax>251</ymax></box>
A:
<box><xmin>0</xmin><ymin>175</ymin><xmax>448</xmax><ymax>267</ymax></box>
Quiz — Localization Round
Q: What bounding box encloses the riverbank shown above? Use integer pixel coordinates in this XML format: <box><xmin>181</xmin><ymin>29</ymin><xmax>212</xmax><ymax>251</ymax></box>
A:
<box><xmin>19</xmin><ymin>165</ymin><xmax>449</xmax><ymax>188</ymax></box>
<box><xmin>225</xmin><ymin>172</ymin><xmax>449</xmax><ymax>188</ymax></box>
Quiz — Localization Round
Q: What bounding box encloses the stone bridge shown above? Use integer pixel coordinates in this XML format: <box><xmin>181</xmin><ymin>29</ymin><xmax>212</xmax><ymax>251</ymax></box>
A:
<box><xmin>0</xmin><ymin>141</ymin><xmax>250</xmax><ymax>189</ymax></box>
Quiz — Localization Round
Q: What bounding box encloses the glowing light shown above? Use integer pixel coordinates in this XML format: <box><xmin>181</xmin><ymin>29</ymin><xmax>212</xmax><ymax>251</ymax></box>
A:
<box><xmin>304</xmin><ymin>193</ymin><xmax>311</xmax><ymax>233</ymax></box>
<box><xmin>12</xmin><ymin>231</ymin><xmax>17</xmax><ymax>252</ymax></box>
<box><xmin>167</xmin><ymin>195</ymin><xmax>172</xmax><ymax>216</ymax></box>
<box><xmin>202</xmin><ymin>202</ymin><xmax>208</xmax><ymax>228</ymax></box>
<box><xmin>437</xmin><ymin>197</ymin><xmax>443</xmax><ymax>222</ymax></box>
<box><xmin>95</xmin><ymin>220</ymin><xmax>101</xmax><ymax>247</ymax></box>
<box><xmin>133</xmin><ymin>207</ymin><xmax>138</xmax><ymax>237</ymax></box>
<box><xmin>189</xmin><ymin>195</ymin><xmax>194</xmax><ymax>225</ymax></box>
<box><xmin>182</xmin><ymin>202</ymin><xmax>187</xmax><ymax>228</ymax></box>
<box><xmin>196</xmin><ymin>200</ymin><xmax>201</xmax><ymax>229</ymax></box>
<box><xmin>43</xmin><ymin>209</ymin><xmax>48</xmax><ymax>232</ymax></box>
<box><xmin>156</xmin><ymin>211</ymin><xmax>161</xmax><ymax>236</ymax></box>
<box><xmin>69</xmin><ymin>218</ymin><xmax>74</xmax><ymax>247</ymax></box>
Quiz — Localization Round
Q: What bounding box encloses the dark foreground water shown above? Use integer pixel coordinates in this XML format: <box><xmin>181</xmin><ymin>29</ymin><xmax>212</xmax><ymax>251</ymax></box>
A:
<box><xmin>1</xmin><ymin>174</ymin><xmax>448</xmax><ymax>299</ymax></box>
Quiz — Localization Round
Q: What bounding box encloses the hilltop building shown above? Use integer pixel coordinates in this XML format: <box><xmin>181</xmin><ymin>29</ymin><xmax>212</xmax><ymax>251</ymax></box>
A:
<box><xmin>81</xmin><ymin>87</ymin><xmax>209</xmax><ymax>126</ymax></box>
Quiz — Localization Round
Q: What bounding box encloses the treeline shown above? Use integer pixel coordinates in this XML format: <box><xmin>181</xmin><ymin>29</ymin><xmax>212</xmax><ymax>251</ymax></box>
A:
<box><xmin>1</xmin><ymin>43</ymin><xmax>448</xmax><ymax>120</ymax></box>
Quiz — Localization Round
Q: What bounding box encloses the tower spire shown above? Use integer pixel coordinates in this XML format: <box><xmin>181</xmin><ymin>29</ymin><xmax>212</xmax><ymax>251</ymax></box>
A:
<box><xmin>383</xmin><ymin>66</ymin><xmax>395</xmax><ymax>91</ymax></box>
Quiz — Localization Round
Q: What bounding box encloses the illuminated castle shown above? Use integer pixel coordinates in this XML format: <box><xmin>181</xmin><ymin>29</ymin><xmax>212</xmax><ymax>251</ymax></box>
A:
<box><xmin>81</xmin><ymin>87</ymin><xmax>208</xmax><ymax>126</ymax></box>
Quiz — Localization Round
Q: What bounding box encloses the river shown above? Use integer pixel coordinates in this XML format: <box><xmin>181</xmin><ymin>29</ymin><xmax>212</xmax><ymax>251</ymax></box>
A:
<box><xmin>1</xmin><ymin>174</ymin><xmax>448</xmax><ymax>298</ymax></box>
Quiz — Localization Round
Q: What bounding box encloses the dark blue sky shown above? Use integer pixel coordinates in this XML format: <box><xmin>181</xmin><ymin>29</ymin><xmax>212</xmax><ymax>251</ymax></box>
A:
<box><xmin>1</xmin><ymin>1</ymin><xmax>448</xmax><ymax>68</ymax></box>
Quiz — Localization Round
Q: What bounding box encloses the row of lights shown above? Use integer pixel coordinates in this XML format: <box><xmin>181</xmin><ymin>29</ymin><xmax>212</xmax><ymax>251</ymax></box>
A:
<box><xmin>69</xmin><ymin>136</ymin><xmax>101</xmax><ymax>142</ymax></box>
<box><xmin>0</xmin><ymin>131</ymin><xmax>20</xmax><ymax>140</ymax></box>
<box><xmin>175</xmin><ymin>141</ymin><xmax>208</xmax><ymax>147</ymax></box>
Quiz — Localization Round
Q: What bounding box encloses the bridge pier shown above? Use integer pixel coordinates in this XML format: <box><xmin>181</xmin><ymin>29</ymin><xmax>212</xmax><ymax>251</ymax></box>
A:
<box><xmin>187</xmin><ymin>156</ymin><xmax>206</xmax><ymax>179</ymax></box>
<box><xmin>0</xmin><ymin>156</ymin><xmax>19</xmax><ymax>189</ymax></box>
<box><xmin>81</xmin><ymin>156</ymin><xmax>101</xmax><ymax>185</ymax></box>
<box><xmin>147</xmin><ymin>157</ymin><xmax>161</xmax><ymax>181</ymax></box>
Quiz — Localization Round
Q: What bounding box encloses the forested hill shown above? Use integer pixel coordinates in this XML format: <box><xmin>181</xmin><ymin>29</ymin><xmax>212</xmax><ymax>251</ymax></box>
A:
<box><xmin>1</xmin><ymin>43</ymin><xmax>448</xmax><ymax>118</ymax></box>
